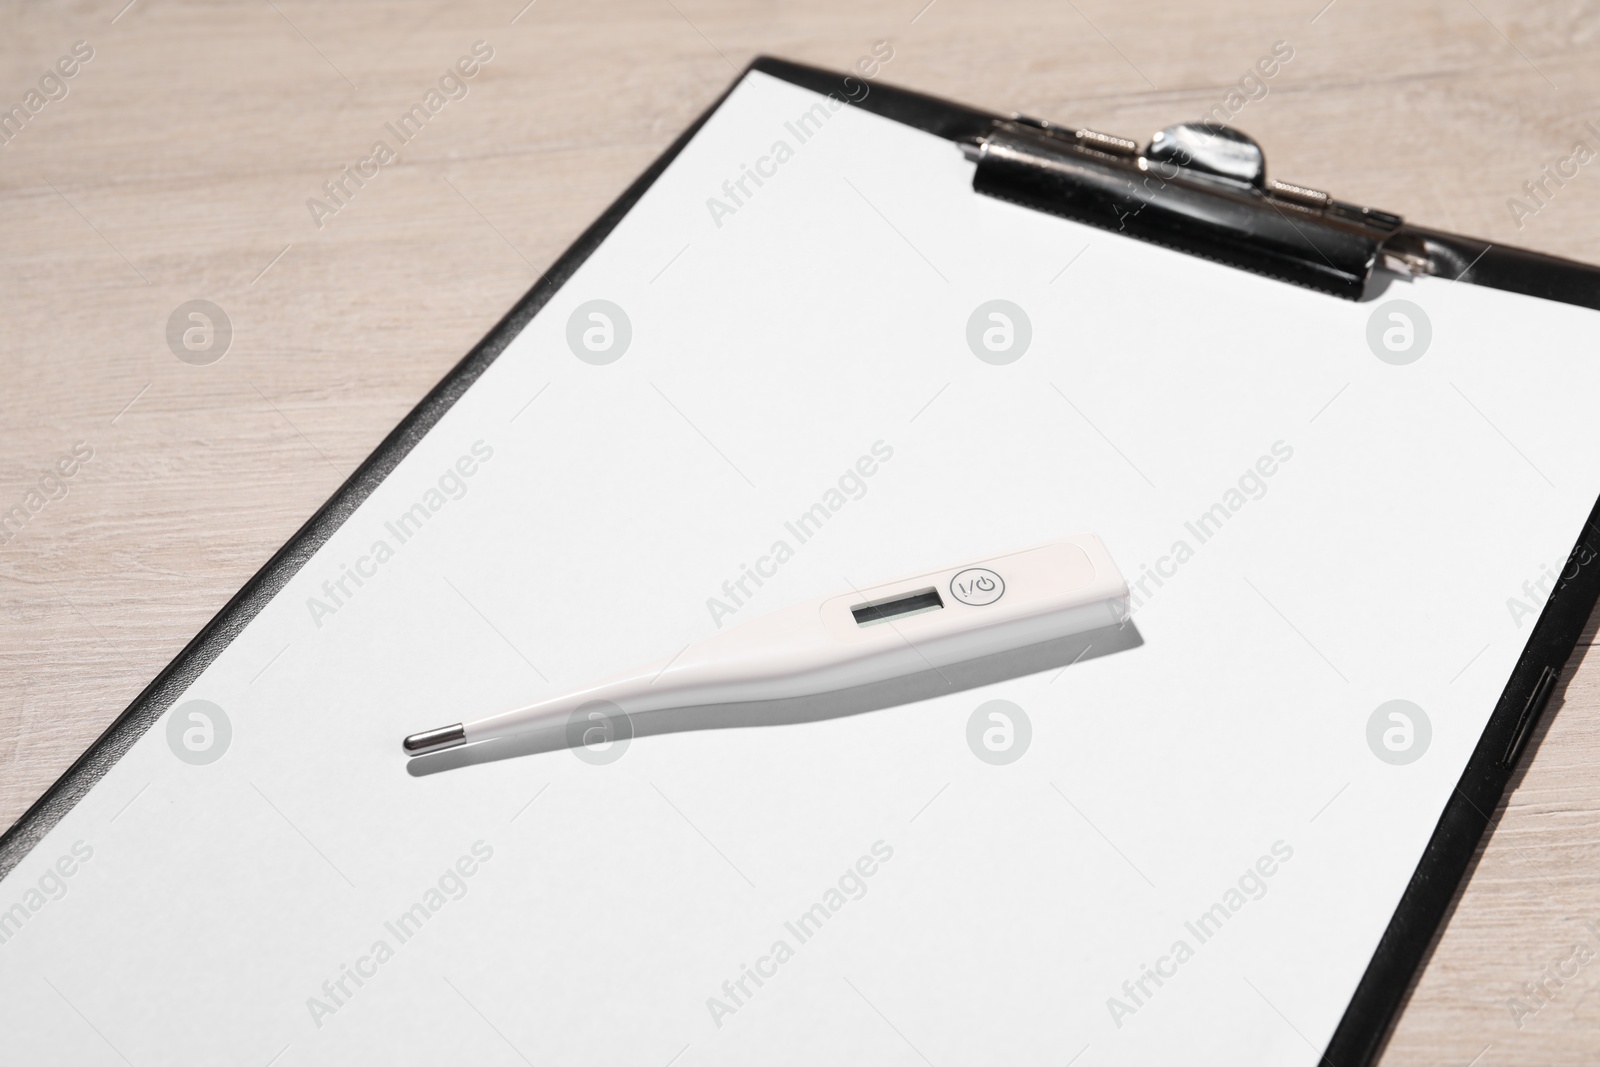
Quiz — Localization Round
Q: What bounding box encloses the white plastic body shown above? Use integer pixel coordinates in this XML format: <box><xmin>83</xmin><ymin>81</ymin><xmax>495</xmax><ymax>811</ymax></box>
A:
<box><xmin>463</xmin><ymin>535</ymin><xmax>1129</xmax><ymax>743</ymax></box>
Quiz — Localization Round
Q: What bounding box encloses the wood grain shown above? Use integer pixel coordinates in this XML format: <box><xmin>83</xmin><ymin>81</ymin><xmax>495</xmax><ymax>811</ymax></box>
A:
<box><xmin>2</xmin><ymin>0</ymin><xmax>1597</xmax><ymax>1062</ymax></box>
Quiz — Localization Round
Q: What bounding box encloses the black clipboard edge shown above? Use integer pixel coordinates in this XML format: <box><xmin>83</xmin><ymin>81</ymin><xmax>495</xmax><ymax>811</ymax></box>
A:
<box><xmin>1326</xmin><ymin>506</ymin><xmax>1600</xmax><ymax>1066</ymax></box>
<box><xmin>1399</xmin><ymin>227</ymin><xmax>1600</xmax><ymax>312</ymax></box>
<box><xmin>2</xmin><ymin>55</ymin><xmax>1597</xmax><ymax>1067</ymax></box>
<box><xmin>0</xmin><ymin>70</ymin><xmax>747</xmax><ymax>879</ymax></box>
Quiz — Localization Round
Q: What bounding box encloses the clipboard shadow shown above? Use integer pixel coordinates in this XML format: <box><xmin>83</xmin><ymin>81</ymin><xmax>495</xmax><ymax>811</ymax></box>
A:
<box><xmin>405</xmin><ymin>618</ymin><xmax>1143</xmax><ymax>776</ymax></box>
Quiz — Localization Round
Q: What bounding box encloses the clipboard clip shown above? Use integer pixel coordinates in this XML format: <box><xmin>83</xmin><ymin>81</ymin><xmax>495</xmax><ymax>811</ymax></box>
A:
<box><xmin>964</xmin><ymin>117</ymin><xmax>1428</xmax><ymax>300</ymax></box>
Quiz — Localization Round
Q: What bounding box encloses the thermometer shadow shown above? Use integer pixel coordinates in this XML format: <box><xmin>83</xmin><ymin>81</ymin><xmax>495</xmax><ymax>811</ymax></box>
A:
<box><xmin>405</xmin><ymin>618</ymin><xmax>1142</xmax><ymax>777</ymax></box>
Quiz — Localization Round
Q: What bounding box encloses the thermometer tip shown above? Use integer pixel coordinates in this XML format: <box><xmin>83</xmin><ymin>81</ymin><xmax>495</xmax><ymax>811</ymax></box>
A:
<box><xmin>403</xmin><ymin>723</ymin><xmax>466</xmax><ymax>756</ymax></box>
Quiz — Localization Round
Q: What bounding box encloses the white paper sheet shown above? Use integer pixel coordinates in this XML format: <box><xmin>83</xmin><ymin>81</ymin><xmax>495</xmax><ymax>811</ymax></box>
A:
<box><xmin>5</xmin><ymin>69</ymin><xmax>1599</xmax><ymax>1066</ymax></box>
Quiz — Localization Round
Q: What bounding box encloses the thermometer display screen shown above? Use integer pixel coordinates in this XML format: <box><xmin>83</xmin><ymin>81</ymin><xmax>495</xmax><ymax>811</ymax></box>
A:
<box><xmin>850</xmin><ymin>587</ymin><xmax>944</xmax><ymax>627</ymax></box>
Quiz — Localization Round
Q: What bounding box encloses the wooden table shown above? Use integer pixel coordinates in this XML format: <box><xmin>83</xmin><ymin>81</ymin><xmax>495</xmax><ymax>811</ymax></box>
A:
<box><xmin>2</xmin><ymin>1</ymin><xmax>1596</xmax><ymax>1061</ymax></box>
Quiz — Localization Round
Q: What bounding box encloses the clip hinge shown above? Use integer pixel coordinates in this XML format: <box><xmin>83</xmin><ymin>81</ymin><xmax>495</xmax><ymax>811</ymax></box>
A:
<box><xmin>1265</xmin><ymin>179</ymin><xmax>1331</xmax><ymax>208</ymax></box>
<box><xmin>1073</xmin><ymin>128</ymin><xmax>1140</xmax><ymax>156</ymax></box>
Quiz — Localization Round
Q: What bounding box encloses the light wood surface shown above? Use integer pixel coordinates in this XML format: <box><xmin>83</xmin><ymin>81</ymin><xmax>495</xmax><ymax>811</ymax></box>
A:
<box><xmin>3</xmin><ymin>0</ymin><xmax>1598</xmax><ymax>1062</ymax></box>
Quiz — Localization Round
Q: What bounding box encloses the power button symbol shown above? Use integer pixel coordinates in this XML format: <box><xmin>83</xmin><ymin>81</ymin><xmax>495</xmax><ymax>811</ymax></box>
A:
<box><xmin>950</xmin><ymin>568</ymin><xmax>1005</xmax><ymax>606</ymax></box>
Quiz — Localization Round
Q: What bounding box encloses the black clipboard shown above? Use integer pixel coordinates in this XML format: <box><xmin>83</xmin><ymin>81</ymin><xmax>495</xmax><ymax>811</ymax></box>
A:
<box><xmin>4</xmin><ymin>57</ymin><xmax>1598</xmax><ymax>1067</ymax></box>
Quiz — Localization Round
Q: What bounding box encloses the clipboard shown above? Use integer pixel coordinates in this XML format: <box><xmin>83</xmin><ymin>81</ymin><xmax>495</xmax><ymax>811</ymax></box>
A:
<box><xmin>738</xmin><ymin>59</ymin><xmax>1600</xmax><ymax>1066</ymax></box>
<box><xmin>3</xmin><ymin>57</ymin><xmax>1599</xmax><ymax>1066</ymax></box>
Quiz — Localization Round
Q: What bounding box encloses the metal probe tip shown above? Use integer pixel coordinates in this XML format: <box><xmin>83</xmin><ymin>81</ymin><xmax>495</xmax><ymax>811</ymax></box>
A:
<box><xmin>403</xmin><ymin>723</ymin><xmax>466</xmax><ymax>756</ymax></box>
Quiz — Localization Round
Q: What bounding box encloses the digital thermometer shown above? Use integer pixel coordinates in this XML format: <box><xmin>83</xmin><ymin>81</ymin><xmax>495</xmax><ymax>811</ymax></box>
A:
<box><xmin>402</xmin><ymin>535</ymin><xmax>1128</xmax><ymax>756</ymax></box>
